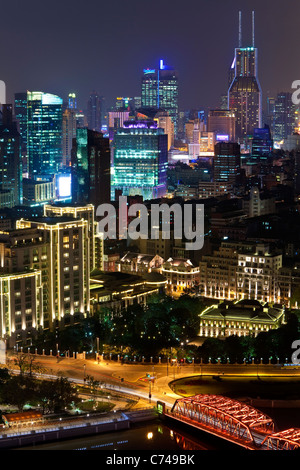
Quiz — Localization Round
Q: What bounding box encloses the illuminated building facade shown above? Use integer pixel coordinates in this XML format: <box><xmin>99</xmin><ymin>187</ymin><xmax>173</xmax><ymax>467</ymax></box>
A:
<box><xmin>199</xmin><ymin>300</ymin><xmax>285</xmax><ymax>338</ymax></box>
<box><xmin>22</xmin><ymin>179</ymin><xmax>55</xmax><ymax>206</ymax></box>
<box><xmin>62</xmin><ymin>108</ymin><xmax>77</xmax><ymax>166</ymax></box>
<box><xmin>273</xmin><ymin>92</ymin><xmax>296</xmax><ymax>143</ymax></box>
<box><xmin>112</xmin><ymin>120</ymin><xmax>168</xmax><ymax>200</ymax></box>
<box><xmin>237</xmin><ymin>244</ymin><xmax>282</xmax><ymax>303</ymax></box>
<box><xmin>43</xmin><ymin>203</ymin><xmax>98</xmax><ymax>270</ymax></box>
<box><xmin>213</xmin><ymin>141</ymin><xmax>241</xmax><ymax>185</ymax></box>
<box><xmin>251</xmin><ymin>125</ymin><xmax>273</xmax><ymax>161</ymax></box>
<box><xmin>71</xmin><ymin>128</ymin><xmax>111</xmax><ymax>206</ymax></box>
<box><xmin>141</xmin><ymin>60</ymin><xmax>178</xmax><ymax>133</ymax></box>
<box><xmin>154</xmin><ymin>111</ymin><xmax>174</xmax><ymax>150</ymax></box>
<box><xmin>27</xmin><ymin>92</ymin><xmax>63</xmax><ymax>179</ymax></box>
<box><xmin>68</xmin><ymin>93</ymin><xmax>77</xmax><ymax>110</ymax></box>
<box><xmin>118</xmin><ymin>252</ymin><xmax>164</xmax><ymax>275</ymax></box>
<box><xmin>14</xmin><ymin>92</ymin><xmax>28</xmax><ymax>153</ymax></box>
<box><xmin>162</xmin><ymin>258</ymin><xmax>200</xmax><ymax>294</ymax></box>
<box><xmin>207</xmin><ymin>109</ymin><xmax>236</xmax><ymax>141</ymax></box>
<box><xmin>228</xmin><ymin>12</ymin><xmax>262</xmax><ymax>139</ymax></box>
<box><xmin>199</xmin><ymin>241</ymin><xmax>282</xmax><ymax>304</ymax></box>
<box><xmin>17</xmin><ymin>216</ymin><xmax>90</xmax><ymax>330</ymax></box>
<box><xmin>0</xmin><ymin>270</ymin><xmax>43</xmax><ymax>347</ymax></box>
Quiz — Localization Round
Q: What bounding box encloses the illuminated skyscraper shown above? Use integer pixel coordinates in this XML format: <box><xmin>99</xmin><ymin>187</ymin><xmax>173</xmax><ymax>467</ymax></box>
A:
<box><xmin>207</xmin><ymin>109</ymin><xmax>236</xmax><ymax>141</ymax></box>
<box><xmin>228</xmin><ymin>11</ymin><xmax>262</xmax><ymax>139</ymax></box>
<box><xmin>14</xmin><ymin>92</ymin><xmax>28</xmax><ymax>153</ymax></box>
<box><xmin>68</xmin><ymin>93</ymin><xmax>77</xmax><ymax>110</ymax></box>
<box><xmin>141</xmin><ymin>60</ymin><xmax>178</xmax><ymax>134</ymax></box>
<box><xmin>112</xmin><ymin>120</ymin><xmax>168</xmax><ymax>200</ymax></box>
<box><xmin>71</xmin><ymin>128</ymin><xmax>111</xmax><ymax>206</ymax></box>
<box><xmin>214</xmin><ymin>141</ymin><xmax>241</xmax><ymax>185</ymax></box>
<box><xmin>273</xmin><ymin>92</ymin><xmax>296</xmax><ymax>142</ymax></box>
<box><xmin>87</xmin><ymin>91</ymin><xmax>103</xmax><ymax>132</ymax></box>
<box><xmin>27</xmin><ymin>91</ymin><xmax>63</xmax><ymax>179</ymax></box>
<box><xmin>62</xmin><ymin>108</ymin><xmax>77</xmax><ymax>166</ymax></box>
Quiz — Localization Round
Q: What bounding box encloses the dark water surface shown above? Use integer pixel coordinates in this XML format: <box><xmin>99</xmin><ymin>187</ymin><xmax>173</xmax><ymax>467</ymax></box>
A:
<box><xmin>17</xmin><ymin>420</ymin><xmax>233</xmax><ymax>451</ymax></box>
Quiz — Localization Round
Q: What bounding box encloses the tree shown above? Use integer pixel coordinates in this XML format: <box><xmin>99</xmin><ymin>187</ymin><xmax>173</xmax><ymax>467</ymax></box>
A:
<box><xmin>86</xmin><ymin>375</ymin><xmax>101</xmax><ymax>409</ymax></box>
<box><xmin>0</xmin><ymin>376</ymin><xmax>37</xmax><ymax>411</ymax></box>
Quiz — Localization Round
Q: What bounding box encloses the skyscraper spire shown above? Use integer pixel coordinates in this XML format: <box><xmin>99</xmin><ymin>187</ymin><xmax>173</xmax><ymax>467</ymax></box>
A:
<box><xmin>252</xmin><ymin>10</ymin><xmax>255</xmax><ymax>47</ymax></box>
<box><xmin>238</xmin><ymin>11</ymin><xmax>242</xmax><ymax>47</ymax></box>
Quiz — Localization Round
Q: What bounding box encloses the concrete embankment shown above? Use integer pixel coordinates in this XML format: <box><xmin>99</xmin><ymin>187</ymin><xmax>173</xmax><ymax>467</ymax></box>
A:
<box><xmin>247</xmin><ymin>398</ymin><xmax>300</xmax><ymax>408</ymax></box>
<box><xmin>0</xmin><ymin>408</ymin><xmax>157</xmax><ymax>449</ymax></box>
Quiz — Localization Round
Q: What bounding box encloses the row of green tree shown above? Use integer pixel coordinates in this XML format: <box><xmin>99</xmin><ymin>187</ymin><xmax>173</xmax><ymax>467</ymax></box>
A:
<box><xmin>28</xmin><ymin>294</ymin><xmax>300</xmax><ymax>363</ymax></box>
<box><xmin>31</xmin><ymin>294</ymin><xmax>204</xmax><ymax>357</ymax></box>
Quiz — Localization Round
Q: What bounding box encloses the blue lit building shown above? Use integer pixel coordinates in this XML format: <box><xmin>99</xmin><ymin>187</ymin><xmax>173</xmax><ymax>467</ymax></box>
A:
<box><xmin>112</xmin><ymin>120</ymin><xmax>168</xmax><ymax>201</ymax></box>
<box><xmin>251</xmin><ymin>125</ymin><xmax>273</xmax><ymax>162</ymax></box>
<box><xmin>141</xmin><ymin>60</ymin><xmax>178</xmax><ymax>134</ymax></box>
<box><xmin>27</xmin><ymin>91</ymin><xmax>63</xmax><ymax>179</ymax></box>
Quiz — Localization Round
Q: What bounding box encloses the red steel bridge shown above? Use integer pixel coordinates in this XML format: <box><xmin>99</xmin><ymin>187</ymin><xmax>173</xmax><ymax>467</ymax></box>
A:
<box><xmin>162</xmin><ymin>394</ymin><xmax>300</xmax><ymax>450</ymax></box>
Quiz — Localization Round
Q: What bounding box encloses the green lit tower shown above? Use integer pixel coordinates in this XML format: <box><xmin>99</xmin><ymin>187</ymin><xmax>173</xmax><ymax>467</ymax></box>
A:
<box><xmin>141</xmin><ymin>60</ymin><xmax>178</xmax><ymax>135</ymax></box>
<box><xmin>112</xmin><ymin>120</ymin><xmax>168</xmax><ymax>201</ymax></box>
<box><xmin>27</xmin><ymin>91</ymin><xmax>63</xmax><ymax>179</ymax></box>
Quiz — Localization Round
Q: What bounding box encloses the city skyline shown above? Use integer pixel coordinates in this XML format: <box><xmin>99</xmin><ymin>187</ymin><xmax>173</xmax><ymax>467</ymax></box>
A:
<box><xmin>1</xmin><ymin>0</ymin><xmax>300</xmax><ymax>112</ymax></box>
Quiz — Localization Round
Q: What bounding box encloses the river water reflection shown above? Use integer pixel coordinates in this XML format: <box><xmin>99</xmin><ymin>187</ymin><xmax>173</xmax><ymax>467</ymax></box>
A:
<box><xmin>18</xmin><ymin>421</ymin><xmax>229</xmax><ymax>451</ymax></box>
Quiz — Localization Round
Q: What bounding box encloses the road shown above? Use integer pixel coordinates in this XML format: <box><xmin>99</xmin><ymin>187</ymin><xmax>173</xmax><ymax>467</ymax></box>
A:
<box><xmin>7</xmin><ymin>354</ymin><xmax>300</xmax><ymax>409</ymax></box>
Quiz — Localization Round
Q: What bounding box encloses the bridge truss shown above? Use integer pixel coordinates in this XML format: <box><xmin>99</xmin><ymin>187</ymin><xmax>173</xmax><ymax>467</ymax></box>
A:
<box><xmin>171</xmin><ymin>394</ymin><xmax>274</xmax><ymax>447</ymax></box>
<box><xmin>261</xmin><ymin>428</ymin><xmax>300</xmax><ymax>450</ymax></box>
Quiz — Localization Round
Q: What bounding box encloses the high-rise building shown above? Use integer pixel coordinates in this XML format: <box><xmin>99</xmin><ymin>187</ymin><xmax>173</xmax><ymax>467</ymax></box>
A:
<box><xmin>68</xmin><ymin>93</ymin><xmax>77</xmax><ymax>110</ymax></box>
<box><xmin>62</xmin><ymin>108</ymin><xmax>77</xmax><ymax>166</ymax></box>
<box><xmin>273</xmin><ymin>92</ymin><xmax>296</xmax><ymax>143</ymax></box>
<box><xmin>108</xmin><ymin>111</ymin><xmax>130</xmax><ymax>141</ymax></box>
<box><xmin>112</xmin><ymin>120</ymin><xmax>168</xmax><ymax>200</ymax></box>
<box><xmin>0</xmin><ymin>81</ymin><xmax>6</xmax><ymax>106</ymax></box>
<box><xmin>154</xmin><ymin>110</ymin><xmax>174</xmax><ymax>150</ymax></box>
<box><xmin>207</xmin><ymin>109</ymin><xmax>236</xmax><ymax>141</ymax></box>
<box><xmin>43</xmin><ymin>203</ymin><xmax>98</xmax><ymax>270</ymax></box>
<box><xmin>17</xmin><ymin>216</ymin><xmax>90</xmax><ymax>330</ymax></box>
<box><xmin>251</xmin><ymin>125</ymin><xmax>273</xmax><ymax>161</ymax></box>
<box><xmin>228</xmin><ymin>11</ymin><xmax>262</xmax><ymax>140</ymax></box>
<box><xmin>141</xmin><ymin>60</ymin><xmax>178</xmax><ymax>134</ymax></box>
<box><xmin>14</xmin><ymin>92</ymin><xmax>28</xmax><ymax>153</ymax></box>
<box><xmin>214</xmin><ymin>141</ymin><xmax>241</xmax><ymax>185</ymax></box>
<box><xmin>71</xmin><ymin>128</ymin><xmax>111</xmax><ymax>206</ymax></box>
<box><xmin>27</xmin><ymin>92</ymin><xmax>63</xmax><ymax>179</ymax></box>
<box><xmin>87</xmin><ymin>91</ymin><xmax>103</xmax><ymax>132</ymax></box>
<box><xmin>0</xmin><ymin>105</ymin><xmax>22</xmax><ymax>206</ymax></box>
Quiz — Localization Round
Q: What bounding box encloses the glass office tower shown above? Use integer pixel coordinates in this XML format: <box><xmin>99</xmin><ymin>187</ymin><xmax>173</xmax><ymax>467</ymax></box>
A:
<box><xmin>214</xmin><ymin>141</ymin><xmax>241</xmax><ymax>185</ymax></box>
<box><xmin>141</xmin><ymin>60</ymin><xmax>178</xmax><ymax>134</ymax></box>
<box><xmin>273</xmin><ymin>92</ymin><xmax>296</xmax><ymax>142</ymax></box>
<box><xmin>112</xmin><ymin>120</ymin><xmax>168</xmax><ymax>201</ymax></box>
<box><xmin>27</xmin><ymin>91</ymin><xmax>63</xmax><ymax>179</ymax></box>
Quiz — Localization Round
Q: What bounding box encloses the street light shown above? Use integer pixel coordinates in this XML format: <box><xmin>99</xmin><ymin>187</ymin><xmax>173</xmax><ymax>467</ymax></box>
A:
<box><xmin>83</xmin><ymin>364</ymin><xmax>86</xmax><ymax>383</ymax></box>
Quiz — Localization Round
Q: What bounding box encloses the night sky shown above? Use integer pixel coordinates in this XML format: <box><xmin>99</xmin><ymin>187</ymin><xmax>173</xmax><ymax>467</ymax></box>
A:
<box><xmin>2</xmin><ymin>0</ymin><xmax>300</xmax><ymax>112</ymax></box>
